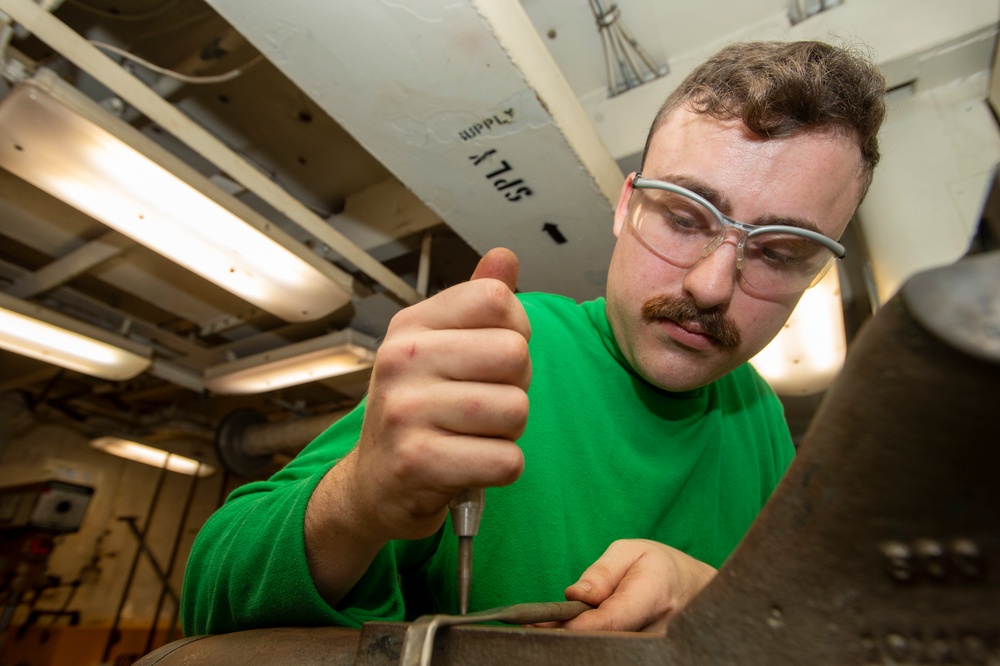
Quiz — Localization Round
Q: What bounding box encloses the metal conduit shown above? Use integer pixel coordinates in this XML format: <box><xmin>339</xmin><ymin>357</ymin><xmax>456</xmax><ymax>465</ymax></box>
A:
<box><xmin>214</xmin><ymin>408</ymin><xmax>353</xmax><ymax>478</ymax></box>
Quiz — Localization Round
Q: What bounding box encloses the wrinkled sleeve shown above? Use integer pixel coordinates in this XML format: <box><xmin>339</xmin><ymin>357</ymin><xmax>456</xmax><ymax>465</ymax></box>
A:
<box><xmin>180</xmin><ymin>402</ymin><xmax>419</xmax><ymax>635</ymax></box>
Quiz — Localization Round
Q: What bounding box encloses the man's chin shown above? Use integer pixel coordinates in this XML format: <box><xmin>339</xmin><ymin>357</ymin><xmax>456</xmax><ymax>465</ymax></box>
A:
<box><xmin>640</xmin><ymin>364</ymin><xmax>716</xmax><ymax>393</ymax></box>
<box><xmin>639</xmin><ymin>350</ymin><xmax>743</xmax><ymax>393</ymax></box>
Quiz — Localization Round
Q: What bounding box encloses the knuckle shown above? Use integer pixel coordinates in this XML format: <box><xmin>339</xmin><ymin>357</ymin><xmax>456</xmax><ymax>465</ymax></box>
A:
<box><xmin>373</xmin><ymin>335</ymin><xmax>421</xmax><ymax>378</ymax></box>
<box><xmin>609</xmin><ymin>538</ymin><xmax>633</xmax><ymax>551</ymax></box>
<box><xmin>592</xmin><ymin>563</ymin><xmax>616</xmax><ymax>586</ymax></box>
<box><xmin>507</xmin><ymin>330</ymin><xmax>531</xmax><ymax>363</ymax></box>
<box><xmin>507</xmin><ymin>390</ymin><xmax>530</xmax><ymax>434</ymax></box>
<box><xmin>477</xmin><ymin>388</ymin><xmax>528</xmax><ymax>441</ymax></box>
<box><xmin>495</xmin><ymin>330</ymin><xmax>531</xmax><ymax>380</ymax></box>
<box><xmin>392</xmin><ymin>435</ymin><xmax>434</xmax><ymax>479</ymax></box>
<box><xmin>373</xmin><ymin>340</ymin><xmax>405</xmax><ymax>373</ymax></box>
<box><xmin>494</xmin><ymin>445</ymin><xmax>525</xmax><ymax>485</ymax></box>
<box><xmin>377</xmin><ymin>386</ymin><xmax>424</xmax><ymax>430</ymax></box>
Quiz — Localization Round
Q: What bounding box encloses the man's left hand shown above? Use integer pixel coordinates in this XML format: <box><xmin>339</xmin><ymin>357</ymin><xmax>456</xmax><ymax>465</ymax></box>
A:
<box><xmin>537</xmin><ymin>539</ymin><xmax>716</xmax><ymax>633</ymax></box>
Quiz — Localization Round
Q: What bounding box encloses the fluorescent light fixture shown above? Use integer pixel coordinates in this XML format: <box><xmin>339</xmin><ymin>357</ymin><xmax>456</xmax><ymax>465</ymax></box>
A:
<box><xmin>204</xmin><ymin>329</ymin><xmax>378</xmax><ymax>395</ymax></box>
<box><xmin>0</xmin><ymin>69</ymin><xmax>352</xmax><ymax>322</ymax></box>
<box><xmin>0</xmin><ymin>291</ymin><xmax>151</xmax><ymax>380</ymax></box>
<box><xmin>750</xmin><ymin>267</ymin><xmax>847</xmax><ymax>396</ymax></box>
<box><xmin>90</xmin><ymin>436</ymin><xmax>215</xmax><ymax>477</ymax></box>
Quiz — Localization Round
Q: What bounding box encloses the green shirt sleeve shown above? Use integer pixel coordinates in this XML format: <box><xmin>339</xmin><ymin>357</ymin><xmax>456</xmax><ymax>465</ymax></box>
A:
<box><xmin>180</xmin><ymin>403</ymin><xmax>418</xmax><ymax>634</ymax></box>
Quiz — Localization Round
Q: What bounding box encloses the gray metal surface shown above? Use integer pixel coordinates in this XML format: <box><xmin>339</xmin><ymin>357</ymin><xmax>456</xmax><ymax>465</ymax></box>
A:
<box><xmin>133</xmin><ymin>627</ymin><xmax>362</xmax><ymax>665</ymax></box>
<box><xmin>903</xmin><ymin>251</ymin><xmax>1000</xmax><ymax>363</ymax></box>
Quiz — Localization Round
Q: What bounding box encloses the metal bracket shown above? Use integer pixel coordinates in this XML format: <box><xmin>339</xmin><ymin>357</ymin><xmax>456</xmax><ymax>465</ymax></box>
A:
<box><xmin>588</xmin><ymin>0</ymin><xmax>669</xmax><ymax>97</ymax></box>
<box><xmin>399</xmin><ymin>601</ymin><xmax>590</xmax><ymax>666</ymax></box>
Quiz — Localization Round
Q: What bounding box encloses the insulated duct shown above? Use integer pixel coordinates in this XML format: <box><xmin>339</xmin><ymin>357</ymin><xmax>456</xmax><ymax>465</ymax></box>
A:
<box><xmin>214</xmin><ymin>407</ymin><xmax>352</xmax><ymax>478</ymax></box>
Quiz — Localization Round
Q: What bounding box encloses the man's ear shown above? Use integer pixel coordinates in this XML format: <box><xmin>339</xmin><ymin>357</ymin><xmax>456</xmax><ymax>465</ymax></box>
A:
<box><xmin>612</xmin><ymin>174</ymin><xmax>635</xmax><ymax>238</ymax></box>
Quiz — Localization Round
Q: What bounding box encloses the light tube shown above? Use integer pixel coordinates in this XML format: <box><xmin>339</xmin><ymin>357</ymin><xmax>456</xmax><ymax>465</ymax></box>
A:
<box><xmin>204</xmin><ymin>329</ymin><xmax>377</xmax><ymax>395</ymax></box>
<box><xmin>0</xmin><ymin>70</ymin><xmax>352</xmax><ymax>322</ymax></box>
<box><xmin>90</xmin><ymin>436</ymin><xmax>215</xmax><ymax>477</ymax></box>
<box><xmin>0</xmin><ymin>291</ymin><xmax>151</xmax><ymax>381</ymax></box>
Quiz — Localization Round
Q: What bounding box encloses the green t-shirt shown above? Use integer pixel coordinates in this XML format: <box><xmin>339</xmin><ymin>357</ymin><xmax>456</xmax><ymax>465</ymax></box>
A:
<box><xmin>181</xmin><ymin>294</ymin><xmax>794</xmax><ymax>635</ymax></box>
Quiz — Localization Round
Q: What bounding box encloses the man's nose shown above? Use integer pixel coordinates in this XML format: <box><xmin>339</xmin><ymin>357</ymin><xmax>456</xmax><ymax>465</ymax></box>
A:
<box><xmin>681</xmin><ymin>235</ymin><xmax>739</xmax><ymax>309</ymax></box>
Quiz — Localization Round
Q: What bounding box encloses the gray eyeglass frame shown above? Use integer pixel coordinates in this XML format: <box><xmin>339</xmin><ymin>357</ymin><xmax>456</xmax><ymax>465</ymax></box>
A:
<box><xmin>631</xmin><ymin>174</ymin><xmax>847</xmax><ymax>260</ymax></box>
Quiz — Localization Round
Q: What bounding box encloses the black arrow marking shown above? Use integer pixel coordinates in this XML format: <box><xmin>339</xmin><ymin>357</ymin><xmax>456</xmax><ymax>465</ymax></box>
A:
<box><xmin>542</xmin><ymin>222</ymin><xmax>567</xmax><ymax>244</ymax></box>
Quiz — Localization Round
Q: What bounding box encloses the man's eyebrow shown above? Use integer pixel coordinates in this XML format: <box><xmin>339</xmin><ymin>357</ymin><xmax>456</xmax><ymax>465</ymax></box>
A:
<box><xmin>662</xmin><ymin>174</ymin><xmax>731</xmax><ymax>213</ymax></box>
<box><xmin>752</xmin><ymin>213</ymin><xmax>824</xmax><ymax>235</ymax></box>
<box><xmin>659</xmin><ymin>173</ymin><xmax>825</xmax><ymax>235</ymax></box>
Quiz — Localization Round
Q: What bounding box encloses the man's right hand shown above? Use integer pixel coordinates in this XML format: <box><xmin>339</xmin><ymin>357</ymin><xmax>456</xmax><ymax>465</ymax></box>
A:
<box><xmin>304</xmin><ymin>248</ymin><xmax>531</xmax><ymax>605</ymax></box>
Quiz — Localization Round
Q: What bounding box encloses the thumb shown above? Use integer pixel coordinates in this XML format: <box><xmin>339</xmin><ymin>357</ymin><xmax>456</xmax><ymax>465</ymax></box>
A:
<box><xmin>565</xmin><ymin>565</ymin><xmax>618</xmax><ymax>607</ymax></box>
<box><xmin>470</xmin><ymin>247</ymin><xmax>519</xmax><ymax>292</ymax></box>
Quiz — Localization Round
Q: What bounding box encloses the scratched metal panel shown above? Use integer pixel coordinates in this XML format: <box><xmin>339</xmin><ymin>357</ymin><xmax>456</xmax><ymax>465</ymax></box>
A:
<box><xmin>206</xmin><ymin>0</ymin><xmax>622</xmax><ymax>301</ymax></box>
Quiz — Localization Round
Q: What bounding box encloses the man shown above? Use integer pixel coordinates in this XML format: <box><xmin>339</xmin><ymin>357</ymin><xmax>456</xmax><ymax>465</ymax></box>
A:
<box><xmin>181</xmin><ymin>40</ymin><xmax>886</xmax><ymax>636</ymax></box>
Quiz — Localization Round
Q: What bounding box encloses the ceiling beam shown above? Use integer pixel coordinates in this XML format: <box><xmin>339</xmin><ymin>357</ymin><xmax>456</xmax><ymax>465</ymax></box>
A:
<box><xmin>5</xmin><ymin>231</ymin><xmax>131</xmax><ymax>299</ymax></box>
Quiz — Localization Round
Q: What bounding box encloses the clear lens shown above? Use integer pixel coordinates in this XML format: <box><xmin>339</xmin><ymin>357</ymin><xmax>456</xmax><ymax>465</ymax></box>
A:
<box><xmin>629</xmin><ymin>186</ymin><xmax>836</xmax><ymax>294</ymax></box>
<box><xmin>631</xmin><ymin>189</ymin><xmax>723</xmax><ymax>267</ymax></box>
<box><xmin>741</xmin><ymin>233</ymin><xmax>835</xmax><ymax>293</ymax></box>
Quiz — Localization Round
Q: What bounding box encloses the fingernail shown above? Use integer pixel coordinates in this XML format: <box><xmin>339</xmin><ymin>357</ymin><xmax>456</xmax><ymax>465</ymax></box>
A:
<box><xmin>572</xmin><ymin>581</ymin><xmax>592</xmax><ymax>593</ymax></box>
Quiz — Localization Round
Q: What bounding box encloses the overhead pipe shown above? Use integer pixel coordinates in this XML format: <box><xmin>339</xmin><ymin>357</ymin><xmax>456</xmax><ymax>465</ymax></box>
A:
<box><xmin>214</xmin><ymin>407</ymin><xmax>352</xmax><ymax>478</ymax></box>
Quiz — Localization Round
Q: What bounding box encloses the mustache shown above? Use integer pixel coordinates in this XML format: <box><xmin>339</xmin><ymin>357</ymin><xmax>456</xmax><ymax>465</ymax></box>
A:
<box><xmin>641</xmin><ymin>295</ymin><xmax>742</xmax><ymax>350</ymax></box>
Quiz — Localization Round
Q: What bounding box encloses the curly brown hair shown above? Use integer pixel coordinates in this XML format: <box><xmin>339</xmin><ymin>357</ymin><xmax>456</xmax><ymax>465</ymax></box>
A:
<box><xmin>641</xmin><ymin>40</ymin><xmax>887</xmax><ymax>195</ymax></box>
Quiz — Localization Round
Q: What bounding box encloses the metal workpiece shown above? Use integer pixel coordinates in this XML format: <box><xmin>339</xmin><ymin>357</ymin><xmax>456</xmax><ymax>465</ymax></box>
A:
<box><xmin>399</xmin><ymin>601</ymin><xmax>592</xmax><ymax>666</ymax></box>
<box><xmin>136</xmin><ymin>252</ymin><xmax>1000</xmax><ymax>664</ymax></box>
